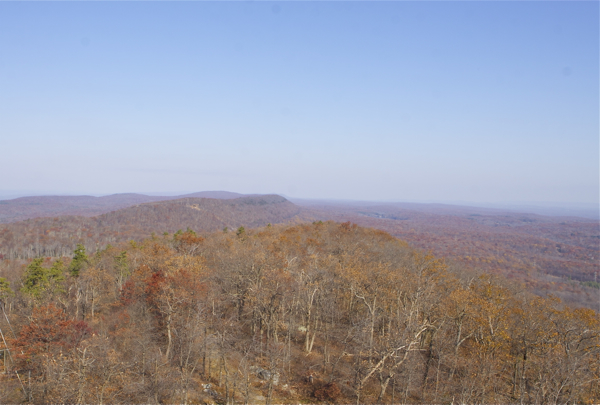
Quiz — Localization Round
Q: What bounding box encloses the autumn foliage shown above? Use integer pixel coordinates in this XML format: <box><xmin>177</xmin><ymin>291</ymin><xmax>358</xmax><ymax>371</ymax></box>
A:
<box><xmin>0</xmin><ymin>222</ymin><xmax>598</xmax><ymax>404</ymax></box>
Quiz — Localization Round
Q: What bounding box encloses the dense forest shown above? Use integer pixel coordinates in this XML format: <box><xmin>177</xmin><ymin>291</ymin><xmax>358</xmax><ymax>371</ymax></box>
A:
<box><xmin>0</xmin><ymin>221</ymin><xmax>598</xmax><ymax>404</ymax></box>
<box><xmin>306</xmin><ymin>203</ymin><xmax>600</xmax><ymax>310</ymax></box>
<box><xmin>0</xmin><ymin>195</ymin><xmax>307</xmax><ymax>259</ymax></box>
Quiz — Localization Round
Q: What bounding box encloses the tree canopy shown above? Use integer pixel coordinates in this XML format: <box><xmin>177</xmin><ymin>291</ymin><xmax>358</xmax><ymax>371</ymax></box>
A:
<box><xmin>0</xmin><ymin>221</ymin><xmax>598</xmax><ymax>404</ymax></box>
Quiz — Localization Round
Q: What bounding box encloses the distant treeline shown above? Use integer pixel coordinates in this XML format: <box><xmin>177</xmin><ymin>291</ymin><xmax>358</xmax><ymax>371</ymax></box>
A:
<box><xmin>0</xmin><ymin>195</ymin><xmax>305</xmax><ymax>260</ymax></box>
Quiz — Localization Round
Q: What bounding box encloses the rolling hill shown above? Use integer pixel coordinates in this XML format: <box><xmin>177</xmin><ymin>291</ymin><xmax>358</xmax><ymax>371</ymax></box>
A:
<box><xmin>0</xmin><ymin>194</ymin><xmax>307</xmax><ymax>260</ymax></box>
<box><xmin>0</xmin><ymin>191</ymin><xmax>248</xmax><ymax>224</ymax></box>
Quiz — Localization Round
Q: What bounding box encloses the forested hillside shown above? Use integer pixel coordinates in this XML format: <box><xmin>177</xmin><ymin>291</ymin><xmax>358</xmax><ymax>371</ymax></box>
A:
<box><xmin>0</xmin><ymin>195</ymin><xmax>306</xmax><ymax>259</ymax></box>
<box><xmin>303</xmin><ymin>203</ymin><xmax>600</xmax><ymax>310</ymax></box>
<box><xmin>0</xmin><ymin>192</ymin><xmax>248</xmax><ymax>224</ymax></box>
<box><xmin>0</xmin><ymin>222</ymin><xmax>597</xmax><ymax>404</ymax></box>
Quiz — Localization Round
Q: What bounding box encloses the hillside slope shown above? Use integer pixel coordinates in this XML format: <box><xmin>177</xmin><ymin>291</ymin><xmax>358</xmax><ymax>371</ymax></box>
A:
<box><xmin>0</xmin><ymin>191</ymin><xmax>248</xmax><ymax>224</ymax></box>
<box><xmin>302</xmin><ymin>202</ymin><xmax>600</xmax><ymax>309</ymax></box>
<box><xmin>0</xmin><ymin>195</ymin><xmax>308</xmax><ymax>259</ymax></box>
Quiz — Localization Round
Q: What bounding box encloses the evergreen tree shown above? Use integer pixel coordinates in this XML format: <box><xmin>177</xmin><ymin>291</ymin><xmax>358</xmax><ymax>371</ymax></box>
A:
<box><xmin>22</xmin><ymin>258</ymin><xmax>48</xmax><ymax>298</ymax></box>
<box><xmin>69</xmin><ymin>244</ymin><xmax>89</xmax><ymax>277</ymax></box>
<box><xmin>22</xmin><ymin>258</ymin><xmax>65</xmax><ymax>299</ymax></box>
<box><xmin>48</xmin><ymin>259</ymin><xmax>65</xmax><ymax>293</ymax></box>
<box><xmin>0</xmin><ymin>277</ymin><xmax>13</xmax><ymax>307</ymax></box>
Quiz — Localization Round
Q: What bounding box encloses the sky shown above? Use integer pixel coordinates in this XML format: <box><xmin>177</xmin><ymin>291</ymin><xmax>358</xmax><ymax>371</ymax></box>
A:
<box><xmin>1</xmin><ymin>1</ymin><xmax>598</xmax><ymax>208</ymax></box>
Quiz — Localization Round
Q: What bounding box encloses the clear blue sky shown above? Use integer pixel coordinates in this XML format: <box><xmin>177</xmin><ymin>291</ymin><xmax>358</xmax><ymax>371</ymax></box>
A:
<box><xmin>1</xmin><ymin>1</ymin><xmax>598</xmax><ymax>207</ymax></box>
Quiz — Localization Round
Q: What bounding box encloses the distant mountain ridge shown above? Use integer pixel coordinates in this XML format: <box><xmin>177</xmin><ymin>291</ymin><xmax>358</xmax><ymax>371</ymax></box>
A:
<box><xmin>0</xmin><ymin>191</ymin><xmax>248</xmax><ymax>224</ymax></box>
<box><xmin>96</xmin><ymin>194</ymin><xmax>302</xmax><ymax>234</ymax></box>
<box><xmin>0</xmin><ymin>194</ymin><xmax>309</xmax><ymax>259</ymax></box>
<box><xmin>178</xmin><ymin>191</ymin><xmax>247</xmax><ymax>199</ymax></box>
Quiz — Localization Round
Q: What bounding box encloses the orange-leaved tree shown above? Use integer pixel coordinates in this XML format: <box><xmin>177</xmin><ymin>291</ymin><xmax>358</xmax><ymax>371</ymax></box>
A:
<box><xmin>13</xmin><ymin>303</ymin><xmax>91</xmax><ymax>402</ymax></box>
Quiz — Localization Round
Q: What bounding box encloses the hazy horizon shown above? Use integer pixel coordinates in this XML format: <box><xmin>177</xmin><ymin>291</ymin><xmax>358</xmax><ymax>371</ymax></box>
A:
<box><xmin>0</xmin><ymin>189</ymin><xmax>597</xmax><ymax>218</ymax></box>
<box><xmin>1</xmin><ymin>2</ymin><xmax>598</xmax><ymax>206</ymax></box>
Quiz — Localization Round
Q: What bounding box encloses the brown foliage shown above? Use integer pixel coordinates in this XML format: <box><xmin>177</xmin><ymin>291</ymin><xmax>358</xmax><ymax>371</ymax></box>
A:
<box><xmin>314</xmin><ymin>381</ymin><xmax>342</xmax><ymax>403</ymax></box>
<box><xmin>0</xmin><ymin>221</ymin><xmax>597</xmax><ymax>404</ymax></box>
